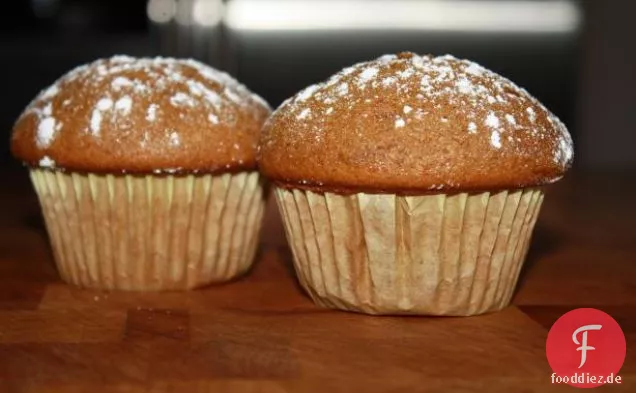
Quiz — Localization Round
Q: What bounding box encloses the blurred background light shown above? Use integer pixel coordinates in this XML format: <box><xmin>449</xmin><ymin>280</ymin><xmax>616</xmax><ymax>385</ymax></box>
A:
<box><xmin>175</xmin><ymin>0</ymin><xmax>194</xmax><ymax>26</ymax></box>
<box><xmin>147</xmin><ymin>0</ymin><xmax>176</xmax><ymax>24</ymax></box>
<box><xmin>193</xmin><ymin>0</ymin><xmax>224</xmax><ymax>27</ymax></box>
<box><xmin>224</xmin><ymin>0</ymin><xmax>581</xmax><ymax>33</ymax></box>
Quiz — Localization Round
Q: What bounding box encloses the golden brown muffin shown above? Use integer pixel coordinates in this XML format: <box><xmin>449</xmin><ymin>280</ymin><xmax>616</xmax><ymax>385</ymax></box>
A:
<box><xmin>260</xmin><ymin>52</ymin><xmax>572</xmax><ymax>193</ymax></box>
<box><xmin>12</xmin><ymin>56</ymin><xmax>271</xmax><ymax>291</ymax></box>
<box><xmin>13</xmin><ymin>55</ymin><xmax>270</xmax><ymax>173</ymax></box>
<box><xmin>259</xmin><ymin>52</ymin><xmax>573</xmax><ymax>316</ymax></box>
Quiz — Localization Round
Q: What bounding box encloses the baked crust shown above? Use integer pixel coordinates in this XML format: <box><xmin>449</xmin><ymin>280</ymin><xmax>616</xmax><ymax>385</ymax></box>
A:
<box><xmin>259</xmin><ymin>52</ymin><xmax>573</xmax><ymax>192</ymax></box>
<box><xmin>12</xmin><ymin>56</ymin><xmax>270</xmax><ymax>174</ymax></box>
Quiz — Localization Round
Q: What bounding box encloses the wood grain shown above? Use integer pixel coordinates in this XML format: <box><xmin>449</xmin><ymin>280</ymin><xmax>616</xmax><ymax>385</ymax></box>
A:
<box><xmin>0</xmin><ymin>168</ymin><xmax>634</xmax><ymax>392</ymax></box>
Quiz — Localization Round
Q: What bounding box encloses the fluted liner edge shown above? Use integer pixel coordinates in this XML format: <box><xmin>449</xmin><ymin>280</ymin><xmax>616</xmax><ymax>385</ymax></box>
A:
<box><xmin>30</xmin><ymin>169</ymin><xmax>265</xmax><ymax>291</ymax></box>
<box><xmin>275</xmin><ymin>187</ymin><xmax>543</xmax><ymax>316</ymax></box>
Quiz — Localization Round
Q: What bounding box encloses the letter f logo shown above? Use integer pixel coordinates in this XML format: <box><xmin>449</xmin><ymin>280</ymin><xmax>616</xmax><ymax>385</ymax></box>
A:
<box><xmin>572</xmin><ymin>324</ymin><xmax>602</xmax><ymax>368</ymax></box>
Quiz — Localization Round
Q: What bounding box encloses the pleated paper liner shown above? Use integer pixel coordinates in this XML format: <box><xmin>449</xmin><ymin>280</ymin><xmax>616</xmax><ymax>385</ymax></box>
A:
<box><xmin>275</xmin><ymin>187</ymin><xmax>544</xmax><ymax>316</ymax></box>
<box><xmin>30</xmin><ymin>169</ymin><xmax>266</xmax><ymax>291</ymax></box>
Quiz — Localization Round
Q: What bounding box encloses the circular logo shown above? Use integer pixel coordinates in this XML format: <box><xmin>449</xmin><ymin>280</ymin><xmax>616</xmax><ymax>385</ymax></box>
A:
<box><xmin>546</xmin><ymin>308</ymin><xmax>626</xmax><ymax>388</ymax></box>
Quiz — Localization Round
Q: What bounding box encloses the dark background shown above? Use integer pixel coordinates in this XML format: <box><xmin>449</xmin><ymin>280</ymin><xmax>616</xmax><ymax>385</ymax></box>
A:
<box><xmin>1</xmin><ymin>0</ymin><xmax>635</xmax><ymax>173</ymax></box>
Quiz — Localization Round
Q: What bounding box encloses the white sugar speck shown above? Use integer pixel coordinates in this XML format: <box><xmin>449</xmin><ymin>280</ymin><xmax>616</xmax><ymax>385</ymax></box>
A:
<box><xmin>115</xmin><ymin>96</ymin><xmax>132</xmax><ymax>114</ymax></box>
<box><xmin>464</xmin><ymin>62</ymin><xmax>484</xmax><ymax>76</ymax></box>
<box><xmin>146</xmin><ymin>104</ymin><xmax>158</xmax><ymax>121</ymax></box>
<box><xmin>90</xmin><ymin>110</ymin><xmax>102</xmax><ymax>135</ymax></box>
<box><xmin>111</xmin><ymin>76</ymin><xmax>133</xmax><ymax>90</ymax></box>
<box><xmin>62</xmin><ymin>99</ymin><xmax>71</xmax><ymax>106</ymax></box>
<box><xmin>403</xmin><ymin>105</ymin><xmax>413</xmax><ymax>114</ymax></box>
<box><xmin>382</xmin><ymin>77</ymin><xmax>397</xmax><ymax>87</ymax></box>
<box><xmin>97</xmin><ymin>98</ymin><xmax>113</xmax><ymax>111</ymax></box>
<box><xmin>455</xmin><ymin>77</ymin><xmax>474</xmax><ymax>95</ymax></box>
<box><xmin>468</xmin><ymin>122</ymin><xmax>477</xmax><ymax>134</ymax></box>
<box><xmin>296</xmin><ymin>85</ymin><xmax>320</xmax><ymax>102</ymax></box>
<box><xmin>39</xmin><ymin>156</ymin><xmax>55</xmax><ymax>168</ymax></box>
<box><xmin>336</xmin><ymin>83</ymin><xmax>349</xmax><ymax>96</ymax></box>
<box><xmin>297</xmin><ymin>108</ymin><xmax>311</xmax><ymax>120</ymax></box>
<box><xmin>36</xmin><ymin>117</ymin><xmax>56</xmax><ymax>148</ymax></box>
<box><xmin>379</xmin><ymin>54</ymin><xmax>397</xmax><ymax>63</ymax></box>
<box><xmin>325</xmin><ymin>107</ymin><xmax>334</xmax><ymax>115</ymax></box>
<box><xmin>170</xmin><ymin>92</ymin><xmax>195</xmax><ymax>107</ymax></box>
<box><xmin>505</xmin><ymin>114</ymin><xmax>516</xmax><ymax>125</ymax></box>
<box><xmin>341</xmin><ymin>66</ymin><xmax>357</xmax><ymax>76</ymax></box>
<box><xmin>208</xmin><ymin>113</ymin><xmax>219</xmax><ymax>124</ymax></box>
<box><xmin>42</xmin><ymin>103</ymin><xmax>52</xmax><ymax>116</ymax></box>
<box><xmin>358</xmin><ymin>67</ymin><xmax>378</xmax><ymax>87</ymax></box>
<box><xmin>526</xmin><ymin>107</ymin><xmax>536</xmax><ymax>123</ymax></box>
<box><xmin>41</xmin><ymin>85</ymin><xmax>59</xmax><ymax>100</ymax></box>
<box><xmin>490</xmin><ymin>131</ymin><xmax>502</xmax><ymax>149</ymax></box>
<box><xmin>485</xmin><ymin>112</ymin><xmax>500</xmax><ymax>128</ymax></box>
<box><xmin>169</xmin><ymin>132</ymin><xmax>180</xmax><ymax>146</ymax></box>
<box><xmin>398</xmin><ymin>68</ymin><xmax>414</xmax><ymax>79</ymax></box>
<box><xmin>224</xmin><ymin>88</ymin><xmax>242</xmax><ymax>105</ymax></box>
<box><xmin>487</xmin><ymin>96</ymin><xmax>497</xmax><ymax>104</ymax></box>
<box><xmin>395</xmin><ymin>117</ymin><xmax>406</xmax><ymax>128</ymax></box>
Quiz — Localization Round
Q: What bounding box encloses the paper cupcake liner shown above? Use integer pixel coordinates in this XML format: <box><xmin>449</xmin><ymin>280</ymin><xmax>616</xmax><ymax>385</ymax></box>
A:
<box><xmin>30</xmin><ymin>170</ymin><xmax>265</xmax><ymax>291</ymax></box>
<box><xmin>275</xmin><ymin>187</ymin><xmax>543</xmax><ymax>316</ymax></box>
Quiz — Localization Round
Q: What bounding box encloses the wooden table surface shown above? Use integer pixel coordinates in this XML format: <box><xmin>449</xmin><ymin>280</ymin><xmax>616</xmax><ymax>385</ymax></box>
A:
<box><xmin>0</xmin><ymin>168</ymin><xmax>634</xmax><ymax>392</ymax></box>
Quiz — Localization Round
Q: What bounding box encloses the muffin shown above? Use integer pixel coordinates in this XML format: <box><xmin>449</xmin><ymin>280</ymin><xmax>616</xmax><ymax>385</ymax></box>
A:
<box><xmin>259</xmin><ymin>52</ymin><xmax>573</xmax><ymax>315</ymax></box>
<box><xmin>12</xmin><ymin>56</ymin><xmax>271</xmax><ymax>291</ymax></box>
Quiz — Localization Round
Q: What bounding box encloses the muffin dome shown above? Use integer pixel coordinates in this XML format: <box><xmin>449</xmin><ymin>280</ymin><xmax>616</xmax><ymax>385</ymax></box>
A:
<box><xmin>259</xmin><ymin>52</ymin><xmax>573</xmax><ymax>192</ymax></box>
<box><xmin>12</xmin><ymin>56</ymin><xmax>270</xmax><ymax>173</ymax></box>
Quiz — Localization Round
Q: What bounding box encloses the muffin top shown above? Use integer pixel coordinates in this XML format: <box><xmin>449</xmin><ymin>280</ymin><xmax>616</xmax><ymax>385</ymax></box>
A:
<box><xmin>259</xmin><ymin>52</ymin><xmax>573</xmax><ymax>193</ymax></box>
<box><xmin>11</xmin><ymin>56</ymin><xmax>270</xmax><ymax>174</ymax></box>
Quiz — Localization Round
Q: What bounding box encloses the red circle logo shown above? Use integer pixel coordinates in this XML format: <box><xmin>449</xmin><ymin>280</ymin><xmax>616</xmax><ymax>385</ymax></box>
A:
<box><xmin>546</xmin><ymin>308</ymin><xmax>626</xmax><ymax>388</ymax></box>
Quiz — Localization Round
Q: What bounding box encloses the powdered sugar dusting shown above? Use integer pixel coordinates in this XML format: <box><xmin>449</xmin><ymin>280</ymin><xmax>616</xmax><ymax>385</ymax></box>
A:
<box><xmin>464</xmin><ymin>62</ymin><xmax>484</xmax><ymax>76</ymax></box>
<box><xmin>297</xmin><ymin>85</ymin><xmax>321</xmax><ymax>102</ymax></box>
<box><xmin>38</xmin><ymin>155</ymin><xmax>55</xmax><ymax>168</ymax></box>
<box><xmin>336</xmin><ymin>83</ymin><xmax>349</xmax><ymax>96</ymax></box>
<box><xmin>382</xmin><ymin>77</ymin><xmax>397</xmax><ymax>87</ymax></box>
<box><xmin>485</xmin><ymin>112</ymin><xmax>500</xmax><ymax>128</ymax></box>
<box><xmin>490</xmin><ymin>131</ymin><xmax>502</xmax><ymax>149</ymax></box>
<box><xmin>19</xmin><ymin>55</ymin><xmax>270</xmax><ymax>158</ymax></box>
<box><xmin>297</xmin><ymin>108</ymin><xmax>311</xmax><ymax>120</ymax></box>
<box><xmin>36</xmin><ymin>117</ymin><xmax>56</xmax><ymax>148</ymax></box>
<box><xmin>115</xmin><ymin>96</ymin><xmax>132</xmax><ymax>114</ymax></box>
<box><xmin>272</xmin><ymin>52</ymin><xmax>573</xmax><ymax>172</ymax></box>
<box><xmin>146</xmin><ymin>104</ymin><xmax>158</xmax><ymax>121</ymax></box>
<box><xmin>358</xmin><ymin>67</ymin><xmax>379</xmax><ymax>88</ymax></box>
<box><xmin>41</xmin><ymin>85</ymin><xmax>59</xmax><ymax>100</ymax></box>
<box><xmin>169</xmin><ymin>131</ymin><xmax>180</xmax><ymax>147</ymax></box>
<box><xmin>111</xmin><ymin>76</ymin><xmax>134</xmax><ymax>90</ymax></box>
<box><xmin>97</xmin><ymin>98</ymin><xmax>114</xmax><ymax>111</ymax></box>
<box><xmin>90</xmin><ymin>110</ymin><xmax>103</xmax><ymax>135</ymax></box>
<box><xmin>170</xmin><ymin>92</ymin><xmax>195</xmax><ymax>107</ymax></box>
